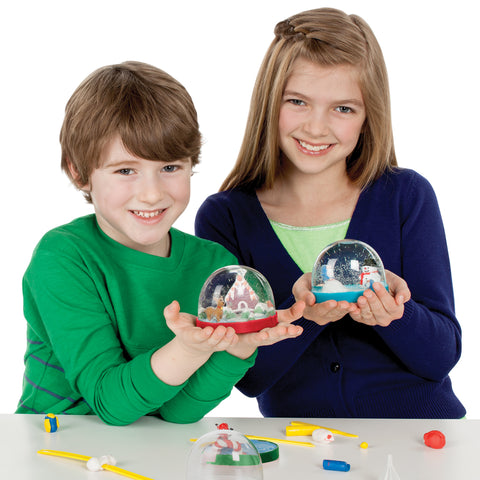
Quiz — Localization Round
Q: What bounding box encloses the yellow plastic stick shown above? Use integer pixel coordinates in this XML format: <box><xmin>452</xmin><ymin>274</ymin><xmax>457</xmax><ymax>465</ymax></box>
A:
<box><xmin>38</xmin><ymin>449</ymin><xmax>154</xmax><ymax>480</ymax></box>
<box><xmin>286</xmin><ymin>425</ymin><xmax>320</xmax><ymax>436</ymax></box>
<box><xmin>288</xmin><ymin>421</ymin><xmax>358</xmax><ymax>438</ymax></box>
<box><xmin>245</xmin><ymin>435</ymin><xmax>314</xmax><ymax>447</ymax></box>
<box><xmin>102</xmin><ymin>464</ymin><xmax>154</xmax><ymax>480</ymax></box>
<box><xmin>189</xmin><ymin>435</ymin><xmax>314</xmax><ymax>448</ymax></box>
<box><xmin>38</xmin><ymin>449</ymin><xmax>91</xmax><ymax>462</ymax></box>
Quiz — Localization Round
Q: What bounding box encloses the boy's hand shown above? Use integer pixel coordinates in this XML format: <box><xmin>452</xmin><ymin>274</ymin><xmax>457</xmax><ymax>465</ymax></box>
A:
<box><xmin>349</xmin><ymin>270</ymin><xmax>411</xmax><ymax>326</ymax></box>
<box><xmin>164</xmin><ymin>301</ymin><xmax>238</xmax><ymax>355</ymax></box>
<box><xmin>151</xmin><ymin>301</ymin><xmax>239</xmax><ymax>386</ymax></box>
<box><xmin>226</xmin><ymin>301</ymin><xmax>304</xmax><ymax>359</ymax></box>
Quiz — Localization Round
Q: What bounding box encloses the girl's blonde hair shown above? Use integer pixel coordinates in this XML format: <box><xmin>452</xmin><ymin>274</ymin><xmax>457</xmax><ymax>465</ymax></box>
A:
<box><xmin>60</xmin><ymin>61</ymin><xmax>201</xmax><ymax>202</ymax></box>
<box><xmin>221</xmin><ymin>7</ymin><xmax>397</xmax><ymax>192</ymax></box>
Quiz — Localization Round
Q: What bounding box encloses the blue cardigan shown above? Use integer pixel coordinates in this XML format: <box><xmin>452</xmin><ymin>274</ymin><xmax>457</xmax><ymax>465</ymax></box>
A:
<box><xmin>195</xmin><ymin>168</ymin><xmax>465</xmax><ymax>418</ymax></box>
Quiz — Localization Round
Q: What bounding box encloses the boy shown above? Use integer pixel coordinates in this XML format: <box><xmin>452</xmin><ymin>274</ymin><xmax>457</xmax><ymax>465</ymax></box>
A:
<box><xmin>16</xmin><ymin>61</ymin><xmax>303</xmax><ymax>425</ymax></box>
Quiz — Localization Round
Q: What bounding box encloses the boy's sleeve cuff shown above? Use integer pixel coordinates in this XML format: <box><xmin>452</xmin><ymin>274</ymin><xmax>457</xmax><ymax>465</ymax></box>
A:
<box><xmin>131</xmin><ymin>350</ymin><xmax>187</xmax><ymax>405</ymax></box>
<box><xmin>208</xmin><ymin>350</ymin><xmax>258</xmax><ymax>375</ymax></box>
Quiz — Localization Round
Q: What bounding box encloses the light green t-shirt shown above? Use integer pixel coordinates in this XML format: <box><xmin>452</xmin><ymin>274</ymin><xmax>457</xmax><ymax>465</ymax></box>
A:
<box><xmin>270</xmin><ymin>219</ymin><xmax>350</xmax><ymax>273</ymax></box>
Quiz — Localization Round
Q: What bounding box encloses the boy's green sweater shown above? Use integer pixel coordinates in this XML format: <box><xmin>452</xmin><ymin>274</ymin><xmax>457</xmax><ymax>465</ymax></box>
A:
<box><xmin>17</xmin><ymin>215</ymin><xmax>255</xmax><ymax>425</ymax></box>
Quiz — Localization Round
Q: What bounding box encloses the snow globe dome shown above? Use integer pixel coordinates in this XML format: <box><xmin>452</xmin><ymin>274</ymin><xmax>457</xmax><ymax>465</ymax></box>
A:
<box><xmin>312</xmin><ymin>240</ymin><xmax>388</xmax><ymax>303</ymax></box>
<box><xmin>186</xmin><ymin>424</ymin><xmax>263</xmax><ymax>480</ymax></box>
<box><xmin>196</xmin><ymin>265</ymin><xmax>277</xmax><ymax>333</ymax></box>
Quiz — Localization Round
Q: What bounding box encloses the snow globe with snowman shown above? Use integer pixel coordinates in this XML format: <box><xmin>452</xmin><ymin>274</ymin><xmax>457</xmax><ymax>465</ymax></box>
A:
<box><xmin>312</xmin><ymin>240</ymin><xmax>388</xmax><ymax>303</ymax></box>
<box><xmin>196</xmin><ymin>265</ymin><xmax>278</xmax><ymax>333</ymax></box>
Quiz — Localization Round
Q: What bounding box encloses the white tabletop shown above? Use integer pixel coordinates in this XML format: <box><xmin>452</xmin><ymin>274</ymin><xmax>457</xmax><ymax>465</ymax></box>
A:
<box><xmin>1</xmin><ymin>414</ymin><xmax>476</xmax><ymax>479</ymax></box>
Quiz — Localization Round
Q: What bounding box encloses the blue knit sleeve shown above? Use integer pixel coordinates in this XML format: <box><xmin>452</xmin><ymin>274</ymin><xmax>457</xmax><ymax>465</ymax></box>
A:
<box><xmin>195</xmin><ymin>193</ymin><xmax>244</xmax><ymax>261</ymax></box>
<box><xmin>367</xmin><ymin>171</ymin><xmax>461</xmax><ymax>381</ymax></box>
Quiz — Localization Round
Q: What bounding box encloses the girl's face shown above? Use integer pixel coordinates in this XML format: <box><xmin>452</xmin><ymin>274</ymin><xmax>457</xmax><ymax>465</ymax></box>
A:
<box><xmin>278</xmin><ymin>58</ymin><xmax>366</xmax><ymax>180</ymax></box>
<box><xmin>84</xmin><ymin>135</ymin><xmax>192</xmax><ymax>257</ymax></box>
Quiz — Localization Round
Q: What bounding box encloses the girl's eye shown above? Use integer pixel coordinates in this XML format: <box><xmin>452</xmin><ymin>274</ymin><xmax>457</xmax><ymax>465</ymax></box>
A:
<box><xmin>163</xmin><ymin>165</ymin><xmax>179</xmax><ymax>173</ymax></box>
<box><xmin>336</xmin><ymin>106</ymin><xmax>352</xmax><ymax>113</ymax></box>
<box><xmin>288</xmin><ymin>99</ymin><xmax>306</xmax><ymax>106</ymax></box>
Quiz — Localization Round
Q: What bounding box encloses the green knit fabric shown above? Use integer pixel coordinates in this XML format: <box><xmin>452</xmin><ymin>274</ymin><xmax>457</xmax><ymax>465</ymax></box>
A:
<box><xmin>17</xmin><ymin>215</ymin><xmax>256</xmax><ymax>425</ymax></box>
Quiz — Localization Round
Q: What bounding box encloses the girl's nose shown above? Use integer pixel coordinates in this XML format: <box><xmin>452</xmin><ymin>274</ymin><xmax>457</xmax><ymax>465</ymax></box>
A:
<box><xmin>304</xmin><ymin>109</ymin><xmax>329</xmax><ymax>137</ymax></box>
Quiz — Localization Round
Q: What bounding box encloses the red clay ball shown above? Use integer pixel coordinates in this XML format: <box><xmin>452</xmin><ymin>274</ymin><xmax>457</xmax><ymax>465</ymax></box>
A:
<box><xmin>423</xmin><ymin>430</ymin><xmax>446</xmax><ymax>449</ymax></box>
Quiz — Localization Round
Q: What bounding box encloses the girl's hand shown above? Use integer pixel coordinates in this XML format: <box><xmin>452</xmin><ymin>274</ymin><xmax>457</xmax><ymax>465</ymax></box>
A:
<box><xmin>292</xmin><ymin>270</ymin><xmax>411</xmax><ymax>327</ymax></box>
<box><xmin>350</xmin><ymin>270</ymin><xmax>411</xmax><ymax>326</ymax></box>
<box><xmin>292</xmin><ymin>273</ymin><xmax>357</xmax><ymax>325</ymax></box>
<box><xmin>164</xmin><ymin>301</ymin><xmax>238</xmax><ymax>356</ymax></box>
<box><xmin>227</xmin><ymin>300</ymin><xmax>305</xmax><ymax>359</ymax></box>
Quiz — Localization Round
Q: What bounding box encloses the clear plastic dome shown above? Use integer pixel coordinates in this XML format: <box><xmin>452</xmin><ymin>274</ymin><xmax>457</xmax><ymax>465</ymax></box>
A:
<box><xmin>312</xmin><ymin>240</ymin><xmax>388</xmax><ymax>303</ymax></box>
<box><xmin>186</xmin><ymin>425</ymin><xmax>263</xmax><ymax>480</ymax></box>
<box><xmin>197</xmin><ymin>265</ymin><xmax>277</xmax><ymax>333</ymax></box>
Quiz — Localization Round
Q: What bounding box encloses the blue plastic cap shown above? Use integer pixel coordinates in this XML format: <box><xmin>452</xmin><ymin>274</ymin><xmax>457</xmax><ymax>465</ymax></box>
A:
<box><xmin>323</xmin><ymin>459</ymin><xmax>351</xmax><ymax>472</ymax></box>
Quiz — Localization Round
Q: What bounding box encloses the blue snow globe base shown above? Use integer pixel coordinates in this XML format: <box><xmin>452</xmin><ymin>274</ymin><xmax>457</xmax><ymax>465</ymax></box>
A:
<box><xmin>312</xmin><ymin>240</ymin><xmax>388</xmax><ymax>304</ymax></box>
<box><xmin>312</xmin><ymin>285</ymin><xmax>387</xmax><ymax>303</ymax></box>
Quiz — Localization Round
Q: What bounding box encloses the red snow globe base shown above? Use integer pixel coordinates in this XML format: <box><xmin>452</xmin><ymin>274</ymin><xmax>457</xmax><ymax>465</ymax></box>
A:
<box><xmin>196</xmin><ymin>265</ymin><xmax>278</xmax><ymax>333</ymax></box>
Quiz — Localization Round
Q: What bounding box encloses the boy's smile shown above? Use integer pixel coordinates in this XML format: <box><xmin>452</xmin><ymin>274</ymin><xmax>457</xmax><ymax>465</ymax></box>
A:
<box><xmin>85</xmin><ymin>135</ymin><xmax>192</xmax><ymax>257</ymax></box>
<box><xmin>132</xmin><ymin>210</ymin><xmax>164</xmax><ymax>219</ymax></box>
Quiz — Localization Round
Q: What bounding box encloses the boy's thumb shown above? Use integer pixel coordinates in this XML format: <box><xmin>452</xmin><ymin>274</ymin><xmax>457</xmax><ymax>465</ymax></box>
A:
<box><xmin>164</xmin><ymin>300</ymin><xmax>180</xmax><ymax>319</ymax></box>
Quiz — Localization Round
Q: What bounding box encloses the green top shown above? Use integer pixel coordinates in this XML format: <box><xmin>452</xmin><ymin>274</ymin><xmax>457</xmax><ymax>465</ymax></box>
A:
<box><xmin>270</xmin><ymin>219</ymin><xmax>350</xmax><ymax>273</ymax></box>
<box><xmin>17</xmin><ymin>215</ymin><xmax>255</xmax><ymax>425</ymax></box>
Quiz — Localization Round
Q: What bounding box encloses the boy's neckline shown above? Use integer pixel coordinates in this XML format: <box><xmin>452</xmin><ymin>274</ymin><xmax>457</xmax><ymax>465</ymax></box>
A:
<box><xmin>92</xmin><ymin>216</ymin><xmax>184</xmax><ymax>270</ymax></box>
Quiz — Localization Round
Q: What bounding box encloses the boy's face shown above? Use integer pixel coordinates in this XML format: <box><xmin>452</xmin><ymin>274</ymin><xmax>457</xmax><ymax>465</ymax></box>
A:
<box><xmin>85</xmin><ymin>135</ymin><xmax>192</xmax><ymax>256</ymax></box>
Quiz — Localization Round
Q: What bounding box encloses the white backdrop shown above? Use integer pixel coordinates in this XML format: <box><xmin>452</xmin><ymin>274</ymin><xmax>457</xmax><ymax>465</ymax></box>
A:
<box><xmin>2</xmin><ymin>0</ymin><xmax>479</xmax><ymax>418</ymax></box>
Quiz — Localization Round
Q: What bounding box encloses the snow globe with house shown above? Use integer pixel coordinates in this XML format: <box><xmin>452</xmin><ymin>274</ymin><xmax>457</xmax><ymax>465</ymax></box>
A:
<box><xmin>196</xmin><ymin>265</ymin><xmax>278</xmax><ymax>333</ymax></box>
<box><xmin>311</xmin><ymin>239</ymin><xmax>388</xmax><ymax>303</ymax></box>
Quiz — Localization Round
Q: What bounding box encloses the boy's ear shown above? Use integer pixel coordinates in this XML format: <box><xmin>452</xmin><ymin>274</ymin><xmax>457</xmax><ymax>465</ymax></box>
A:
<box><xmin>67</xmin><ymin>159</ymin><xmax>90</xmax><ymax>191</ymax></box>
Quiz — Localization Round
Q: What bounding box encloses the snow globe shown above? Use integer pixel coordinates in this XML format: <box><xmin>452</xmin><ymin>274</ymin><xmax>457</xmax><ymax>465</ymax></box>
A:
<box><xmin>312</xmin><ymin>240</ymin><xmax>388</xmax><ymax>303</ymax></box>
<box><xmin>196</xmin><ymin>265</ymin><xmax>277</xmax><ymax>333</ymax></box>
<box><xmin>186</xmin><ymin>423</ymin><xmax>263</xmax><ymax>480</ymax></box>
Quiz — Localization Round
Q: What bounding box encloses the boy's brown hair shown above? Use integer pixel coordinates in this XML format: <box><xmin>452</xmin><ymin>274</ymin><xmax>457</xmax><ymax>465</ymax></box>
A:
<box><xmin>60</xmin><ymin>61</ymin><xmax>201</xmax><ymax>202</ymax></box>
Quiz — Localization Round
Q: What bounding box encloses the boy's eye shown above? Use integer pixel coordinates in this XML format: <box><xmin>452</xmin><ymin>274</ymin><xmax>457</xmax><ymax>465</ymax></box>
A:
<box><xmin>163</xmin><ymin>164</ymin><xmax>179</xmax><ymax>173</ymax></box>
<box><xmin>335</xmin><ymin>106</ymin><xmax>352</xmax><ymax>113</ymax></box>
<box><xmin>117</xmin><ymin>168</ymin><xmax>135</xmax><ymax>175</ymax></box>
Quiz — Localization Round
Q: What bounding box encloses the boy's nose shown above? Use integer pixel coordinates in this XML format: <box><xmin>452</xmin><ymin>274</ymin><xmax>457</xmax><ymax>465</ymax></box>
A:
<box><xmin>137</xmin><ymin>174</ymin><xmax>165</xmax><ymax>204</ymax></box>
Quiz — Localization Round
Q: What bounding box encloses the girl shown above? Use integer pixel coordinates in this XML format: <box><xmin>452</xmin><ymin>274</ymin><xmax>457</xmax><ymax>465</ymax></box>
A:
<box><xmin>195</xmin><ymin>8</ymin><xmax>465</xmax><ymax>418</ymax></box>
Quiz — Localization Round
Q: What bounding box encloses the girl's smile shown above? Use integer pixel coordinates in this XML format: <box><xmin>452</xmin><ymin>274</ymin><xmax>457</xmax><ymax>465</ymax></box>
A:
<box><xmin>296</xmin><ymin>139</ymin><xmax>335</xmax><ymax>155</ymax></box>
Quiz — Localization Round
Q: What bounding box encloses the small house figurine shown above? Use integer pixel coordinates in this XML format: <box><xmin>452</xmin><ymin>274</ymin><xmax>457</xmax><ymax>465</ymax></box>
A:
<box><xmin>197</xmin><ymin>265</ymin><xmax>278</xmax><ymax>333</ymax></box>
